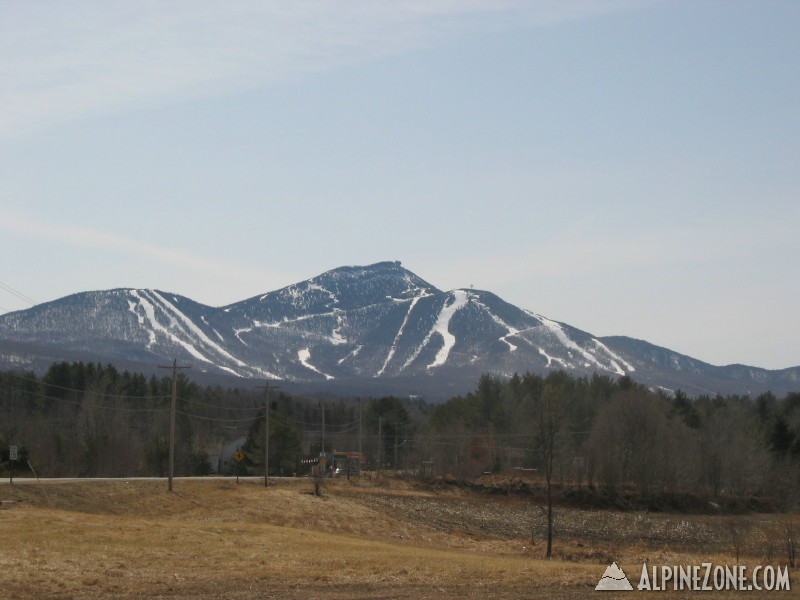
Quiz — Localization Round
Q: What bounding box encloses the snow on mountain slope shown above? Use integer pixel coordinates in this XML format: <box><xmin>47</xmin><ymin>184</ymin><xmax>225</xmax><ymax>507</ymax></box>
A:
<box><xmin>534</xmin><ymin>312</ymin><xmax>614</xmax><ymax>373</ymax></box>
<box><xmin>298</xmin><ymin>347</ymin><xmax>334</xmax><ymax>380</ymax></box>
<box><xmin>126</xmin><ymin>289</ymin><xmax>259</xmax><ymax>375</ymax></box>
<box><xmin>427</xmin><ymin>290</ymin><xmax>470</xmax><ymax>369</ymax></box>
<box><xmin>0</xmin><ymin>261</ymin><xmax>797</xmax><ymax>396</ymax></box>
<box><xmin>376</xmin><ymin>289</ymin><xmax>431</xmax><ymax>377</ymax></box>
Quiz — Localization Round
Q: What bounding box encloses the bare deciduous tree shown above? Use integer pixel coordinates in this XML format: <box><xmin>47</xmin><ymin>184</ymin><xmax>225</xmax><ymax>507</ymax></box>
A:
<box><xmin>536</xmin><ymin>382</ymin><xmax>564</xmax><ymax>559</ymax></box>
<box><xmin>785</xmin><ymin>520</ymin><xmax>797</xmax><ymax>568</ymax></box>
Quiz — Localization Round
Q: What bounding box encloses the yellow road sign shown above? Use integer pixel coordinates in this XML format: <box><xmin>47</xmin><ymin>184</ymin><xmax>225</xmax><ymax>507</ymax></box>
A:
<box><xmin>234</xmin><ymin>451</ymin><xmax>245</xmax><ymax>462</ymax></box>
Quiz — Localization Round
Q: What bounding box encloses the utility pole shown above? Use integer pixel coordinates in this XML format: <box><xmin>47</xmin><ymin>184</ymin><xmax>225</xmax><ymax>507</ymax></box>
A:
<box><xmin>378</xmin><ymin>415</ymin><xmax>382</xmax><ymax>478</ymax></box>
<box><xmin>394</xmin><ymin>424</ymin><xmax>399</xmax><ymax>473</ymax></box>
<box><xmin>256</xmin><ymin>380</ymin><xmax>279</xmax><ymax>487</ymax></box>
<box><xmin>158</xmin><ymin>359</ymin><xmax>191</xmax><ymax>492</ymax></box>
<box><xmin>358</xmin><ymin>400</ymin><xmax>362</xmax><ymax>471</ymax></box>
<box><xmin>321</xmin><ymin>403</ymin><xmax>326</xmax><ymax>477</ymax></box>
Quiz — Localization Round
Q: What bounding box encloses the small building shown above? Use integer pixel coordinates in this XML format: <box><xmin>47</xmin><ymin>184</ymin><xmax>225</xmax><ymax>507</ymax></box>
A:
<box><xmin>301</xmin><ymin>451</ymin><xmax>365</xmax><ymax>477</ymax></box>
<box><xmin>332</xmin><ymin>451</ymin><xmax>365</xmax><ymax>476</ymax></box>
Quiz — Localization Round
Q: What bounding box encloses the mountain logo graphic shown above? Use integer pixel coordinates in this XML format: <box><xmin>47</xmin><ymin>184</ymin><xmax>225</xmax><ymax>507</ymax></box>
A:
<box><xmin>595</xmin><ymin>562</ymin><xmax>633</xmax><ymax>591</ymax></box>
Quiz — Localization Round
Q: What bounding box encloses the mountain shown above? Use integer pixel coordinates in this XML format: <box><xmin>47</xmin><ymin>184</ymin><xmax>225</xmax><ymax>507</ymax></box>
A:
<box><xmin>0</xmin><ymin>261</ymin><xmax>797</xmax><ymax>398</ymax></box>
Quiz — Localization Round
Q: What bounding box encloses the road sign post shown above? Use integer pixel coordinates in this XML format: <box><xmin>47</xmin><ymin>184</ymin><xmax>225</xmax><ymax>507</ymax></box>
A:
<box><xmin>234</xmin><ymin>451</ymin><xmax>244</xmax><ymax>484</ymax></box>
<box><xmin>9</xmin><ymin>445</ymin><xmax>18</xmax><ymax>485</ymax></box>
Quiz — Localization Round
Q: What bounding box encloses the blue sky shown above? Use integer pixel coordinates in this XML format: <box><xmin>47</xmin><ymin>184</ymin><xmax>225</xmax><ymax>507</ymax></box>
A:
<box><xmin>1</xmin><ymin>0</ymin><xmax>798</xmax><ymax>369</ymax></box>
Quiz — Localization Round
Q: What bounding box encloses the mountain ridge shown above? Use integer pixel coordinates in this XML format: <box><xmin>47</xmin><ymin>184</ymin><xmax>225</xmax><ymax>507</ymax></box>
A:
<box><xmin>0</xmin><ymin>261</ymin><xmax>797</xmax><ymax>398</ymax></box>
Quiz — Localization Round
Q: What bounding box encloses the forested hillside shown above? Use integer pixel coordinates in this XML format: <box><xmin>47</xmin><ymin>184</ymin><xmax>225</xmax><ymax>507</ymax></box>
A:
<box><xmin>2</xmin><ymin>362</ymin><xmax>800</xmax><ymax>509</ymax></box>
<box><xmin>428</xmin><ymin>373</ymin><xmax>800</xmax><ymax>509</ymax></box>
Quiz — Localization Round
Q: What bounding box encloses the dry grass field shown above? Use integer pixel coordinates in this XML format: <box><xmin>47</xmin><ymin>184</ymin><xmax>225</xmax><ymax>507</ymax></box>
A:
<box><xmin>1</xmin><ymin>476</ymin><xmax>798</xmax><ymax>599</ymax></box>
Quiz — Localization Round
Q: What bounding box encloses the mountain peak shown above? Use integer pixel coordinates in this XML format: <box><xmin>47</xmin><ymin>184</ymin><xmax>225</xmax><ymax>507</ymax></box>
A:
<box><xmin>1</xmin><ymin>262</ymin><xmax>797</xmax><ymax>397</ymax></box>
<box><xmin>311</xmin><ymin>261</ymin><xmax>437</xmax><ymax>296</ymax></box>
<box><xmin>316</xmin><ymin>260</ymin><xmax>421</xmax><ymax>281</ymax></box>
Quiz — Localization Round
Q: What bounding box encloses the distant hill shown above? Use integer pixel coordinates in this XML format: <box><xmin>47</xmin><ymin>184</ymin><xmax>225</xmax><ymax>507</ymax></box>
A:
<box><xmin>1</xmin><ymin>261</ymin><xmax>797</xmax><ymax>398</ymax></box>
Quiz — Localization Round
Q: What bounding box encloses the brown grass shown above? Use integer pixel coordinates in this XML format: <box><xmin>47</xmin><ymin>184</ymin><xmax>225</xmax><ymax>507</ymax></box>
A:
<box><xmin>0</xmin><ymin>478</ymin><xmax>797</xmax><ymax>599</ymax></box>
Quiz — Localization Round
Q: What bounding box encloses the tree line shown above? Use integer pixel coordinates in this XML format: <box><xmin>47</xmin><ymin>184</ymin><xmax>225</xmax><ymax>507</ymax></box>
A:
<box><xmin>426</xmin><ymin>373</ymin><xmax>800</xmax><ymax>507</ymax></box>
<box><xmin>0</xmin><ymin>362</ymin><xmax>398</xmax><ymax>478</ymax></box>
<box><xmin>2</xmin><ymin>362</ymin><xmax>800</xmax><ymax>511</ymax></box>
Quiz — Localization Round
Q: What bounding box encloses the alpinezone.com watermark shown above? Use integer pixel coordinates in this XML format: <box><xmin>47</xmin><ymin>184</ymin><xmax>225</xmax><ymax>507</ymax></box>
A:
<box><xmin>596</xmin><ymin>562</ymin><xmax>791</xmax><ymax>592</ymax></box>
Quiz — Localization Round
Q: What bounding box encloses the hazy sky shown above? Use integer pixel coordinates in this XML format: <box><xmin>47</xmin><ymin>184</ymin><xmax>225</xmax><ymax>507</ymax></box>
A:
<box><xmin>1</xmin><ymin>1</ymin><xmax>798</xmax><ymax>369</ymax></box>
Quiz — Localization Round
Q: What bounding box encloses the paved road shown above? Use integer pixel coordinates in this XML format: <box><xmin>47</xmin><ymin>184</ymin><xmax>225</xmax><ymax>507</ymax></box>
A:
<box><xmin>1</xmin><ymin>476</ymin><xmax>295</xmax><ymax>485</ymax></box>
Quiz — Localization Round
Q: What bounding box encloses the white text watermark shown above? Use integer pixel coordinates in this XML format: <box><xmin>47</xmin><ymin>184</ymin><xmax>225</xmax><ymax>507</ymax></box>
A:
<box><xmin>596</xmin><ymin>562</ymin><xmax>791</xmax><ymax>592</ymax></box>
<box><xmin>637</xmin><ymin>563</ymin><xmax>790</xmax><ymax>592</ymax></box>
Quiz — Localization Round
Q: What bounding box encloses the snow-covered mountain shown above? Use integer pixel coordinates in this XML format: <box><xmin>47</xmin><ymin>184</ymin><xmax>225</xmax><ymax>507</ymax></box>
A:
<box><xmin>0</xmin><ymin>261</ymin><xmax>797</xmax><ymax>397</ymax></box>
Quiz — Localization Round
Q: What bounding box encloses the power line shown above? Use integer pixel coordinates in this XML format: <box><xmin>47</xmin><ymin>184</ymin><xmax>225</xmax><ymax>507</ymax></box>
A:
<box><xmin>416</xmin><ymin>431</ymin><xmax>591</xmax><ymax>439</ymax></box>
<box><xmin>0</xmin><ymin>280</ymin><xmax>37</xmax><ymax>305</ymax></box>
<box><xmin>175</xmin><ymin>396</ymin><xmax>264</xmax><ymax>411</ymax></box>
<box><xmin>269</xmin><ymin>412</ymin><xmax>359</xmax><ymax>433</ymax></box>
<box><xmin>324</xmin><ymin>423</ymin><xmax>360</xmax><ymax>434</ymax></box>
<box><xmin>3</xmin><ymin>372</ymin><xmax>171</xmax><ymax>400</ymax></box>
<box><xmin>0</xmin><ymin>383</ymin><xmax>167</xmax><ymax>412</ymax></box>
<box><xmin>267</xmin><ymin>413</ymin><xmax>336</xmax><ymax>427</ymax></box>
<box><xmin>175</xmin><ymin>411</ymin><xmax>258</xmax><ymax>423</ymax></box>
<box><xmin>171</xmin><ymin>409</ymin><xmax>357</xmax><ymax>429</ymax></box>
